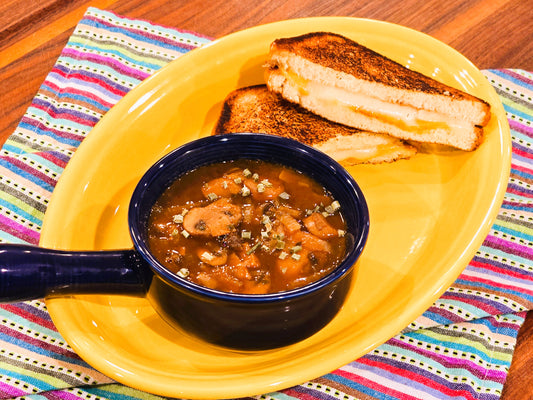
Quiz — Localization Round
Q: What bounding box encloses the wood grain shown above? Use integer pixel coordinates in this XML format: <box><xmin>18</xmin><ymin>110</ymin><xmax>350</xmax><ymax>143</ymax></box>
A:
<box><xmin>501</xmin><ymin>310</ymin><xmax>533</xmax><ymax>400</ymax></box>
<box><xmin>0</xmin><ymin>1</ymin><xmax>532</xmax><ymax>398</ymax></box>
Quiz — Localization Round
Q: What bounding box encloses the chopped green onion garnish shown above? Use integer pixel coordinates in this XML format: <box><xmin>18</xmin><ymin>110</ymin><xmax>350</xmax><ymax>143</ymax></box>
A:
<box><xmin>233</xmin><ymin>177</ymin><xmax>242</xmax><ymax>184</ymax></box>
<box><xmin>291</xmin><ymin>245</ymin><xmax>302</xmax><ymax>253</ymax></box>
<box><xmin>306</xmin><ymin>206</ymin><xmax>320</xmax><ymax>216</ymax></box>
<box><xmin>207</xmin><ymin>192</ymin><xmax>218</xmax><ymax>201</ymax></box>
<box><xmin>252</xmin><ymin>173</ymin><xmax>259</xmax><ymax>181</ymax></box>
<box><xmin>246</xmin><ymin>241</ymin><xmax>261</xmax><ymax>255</ymax></box>
<box><xmin>243</xmin><ymin>169</ymin><xmax>252</xmax><ymax>177</ymax></box>
<box><xmin>279</xmin><ymin>192</ymin><xmax>290</xmax><ymax>200</ymax></box>
<box><xmin>177</xmin><ymin>268</ymin><xmax>190</xmax><ymax>278</ymax></box>
<box><xmin>331</xmin><ymin>200</ymin><xmax>341</xmax><ymax>211</ymax></box>
<box><xmin>241</xmin><ymin>185</ymin><xmax>251</xmax><ymax>197</ymax></box>
<box><xmin>181</xmin><ymin>230</ymin><xmax>190</xmax><ymax>238</ymax></box>
<box><xmin>291</xmin><ymin>253</ymin><xmax>301</xmax><ymax>261</ymax></box>
<box><xmin>172</xmin><ymin>214</ymin><xmax>183</xmax><ymax>224</ymax></box>
<box><xmin>241</xmin><ymin>230</ymin><xmax>252</xmax><ymax>239</ymax></box>
<box><xmin>278</xmin><ymin>251</ymin><xmax>288</xmax><ymax>260</ymax></box>
<box><xmin>257</xmin><ymin>183</ymin><xmax>265</xmax><ymax>193</ymax></box>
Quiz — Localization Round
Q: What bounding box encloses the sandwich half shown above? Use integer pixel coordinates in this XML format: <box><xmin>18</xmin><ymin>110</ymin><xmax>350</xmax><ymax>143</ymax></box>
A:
<box><xmin>265</xmin><ymin>32</ymin><xmax>491</xmax><ymax>151</ymax></box>
<box><xmin>213</xmin><ymin>85</ymin><xmax>417</xmax><ymax>165</ymax></box>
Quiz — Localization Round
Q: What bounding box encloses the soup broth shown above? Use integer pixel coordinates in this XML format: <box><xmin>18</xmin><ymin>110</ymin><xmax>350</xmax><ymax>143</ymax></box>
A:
<box><xmin>147</xmin><ymin>159</ymin><xmax>347</xmax><ymax>294</ymax></box>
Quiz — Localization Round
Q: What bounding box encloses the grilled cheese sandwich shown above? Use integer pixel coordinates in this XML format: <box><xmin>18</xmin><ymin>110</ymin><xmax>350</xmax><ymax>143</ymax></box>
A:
<box><xmin>213</xmin><ymin>85</ymin><xmax>417</xmax><ymax>165</ymax></box>
<box><xmin>265</xmin><ymin>32</ymin><xmax>491</xmax><ymax>151</ymax></box>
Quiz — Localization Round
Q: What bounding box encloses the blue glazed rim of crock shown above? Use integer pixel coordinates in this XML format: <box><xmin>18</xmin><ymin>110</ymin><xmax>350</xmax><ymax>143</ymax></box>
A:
<box><xmin>129</xmin><ymin>133</ymin><xmax>369</xmax><ymax>303</ymax></box>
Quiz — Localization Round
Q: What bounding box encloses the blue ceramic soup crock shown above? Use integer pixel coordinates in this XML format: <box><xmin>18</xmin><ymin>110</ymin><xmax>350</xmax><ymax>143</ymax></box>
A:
<box><xmin>0</xmin><ymin>133</ymin><xmax>369</xmax><ymax>350</ymax></box>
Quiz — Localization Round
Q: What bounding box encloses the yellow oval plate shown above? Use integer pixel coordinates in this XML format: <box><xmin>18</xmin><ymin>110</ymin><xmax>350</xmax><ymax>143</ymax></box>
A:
<box><xmin>40</xmin><ymin>17</ymin><xmax>510</xmax><ymax>399</ymax></box>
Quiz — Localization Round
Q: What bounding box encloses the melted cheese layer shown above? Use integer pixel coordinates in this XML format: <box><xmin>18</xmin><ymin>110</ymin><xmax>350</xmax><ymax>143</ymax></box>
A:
<box><xmin>282</xmin><ymin>69</ymin><xmax>472</xmax><ymax>135</ymax></box>
<box><xmin>316</xmin><ymin>142</ymin><xmax>410</xmax><ymax>163</ymax></box>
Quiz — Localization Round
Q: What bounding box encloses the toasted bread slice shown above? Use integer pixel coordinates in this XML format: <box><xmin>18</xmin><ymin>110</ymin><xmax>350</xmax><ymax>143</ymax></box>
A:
<box><xmin>213</xmin><ymin>85</ymin><xmax>417</xmax><ymax>165</ymax></box>
<box><xmin>265</xmin><ymin>32</ymin><xmax>491</xmax><ymax>151</ymax></box>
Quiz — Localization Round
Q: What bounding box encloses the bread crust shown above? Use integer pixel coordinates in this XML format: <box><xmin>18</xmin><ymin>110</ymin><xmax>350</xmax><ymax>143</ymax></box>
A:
<box><xmin>214</xmin><ymin>85</ymin><xmax>362</xmax><ymax>145</ymax></box>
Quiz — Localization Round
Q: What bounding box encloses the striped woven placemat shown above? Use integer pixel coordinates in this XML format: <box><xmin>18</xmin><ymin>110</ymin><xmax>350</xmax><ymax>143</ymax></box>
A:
<box><xmin>0</xmin><ymin>8</ymin><xmax>531</xmax><ymax>400</ymax></box>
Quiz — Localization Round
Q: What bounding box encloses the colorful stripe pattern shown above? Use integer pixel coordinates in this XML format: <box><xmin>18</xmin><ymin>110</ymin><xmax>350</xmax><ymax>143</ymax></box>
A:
<box><xmin>0</xmin><ymin>8</ymin><xmax>531</xmax><ymax>400</ymax></box>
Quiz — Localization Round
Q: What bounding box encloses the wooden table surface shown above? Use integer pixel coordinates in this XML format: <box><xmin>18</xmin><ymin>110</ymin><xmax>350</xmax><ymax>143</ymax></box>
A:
<box><xmin>1</xmin><ymin>0</ymin><xmax>532</xmax><ymax>398</ymax></box>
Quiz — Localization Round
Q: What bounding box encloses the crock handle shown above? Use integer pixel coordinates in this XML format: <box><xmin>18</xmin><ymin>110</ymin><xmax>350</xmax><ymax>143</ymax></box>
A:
<box><xmin>0</xmin><ymin>244</ymin><xmax>151</xmax><ymax>302</ymax></box>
